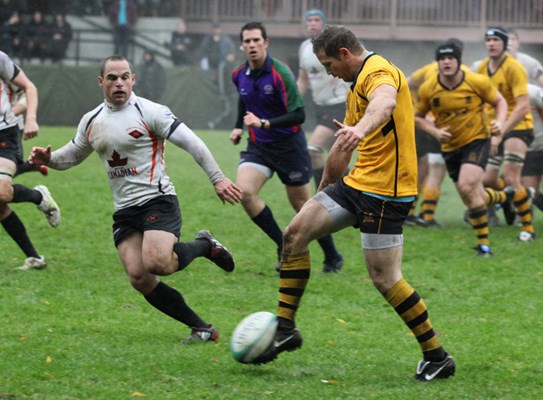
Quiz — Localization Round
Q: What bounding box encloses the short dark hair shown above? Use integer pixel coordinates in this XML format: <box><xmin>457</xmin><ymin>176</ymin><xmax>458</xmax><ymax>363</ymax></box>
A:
<box><xmin>312</xmin><ymin>25</ymin><xmax>363</xmax><ymax>58</ymax></box>
<box><xmin>100</xmin><ymin>55</ymin><xmax>133</xmax><ymax>76</ymax></box>
<box><xmin>239</xmin><ymin>21</ymin><xmax>267</xmax><ymax>42</ymax></box>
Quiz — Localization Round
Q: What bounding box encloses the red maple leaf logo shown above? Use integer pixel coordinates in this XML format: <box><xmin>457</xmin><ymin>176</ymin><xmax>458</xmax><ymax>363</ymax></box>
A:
<box><xmin>107</xmin><ymin>150</ymin><xmax>128</xmax><ymax>167</ymax></box>
<box><xmin>129</xmin><ymin>130</ymin><xmax>144</xmax><ymax>139</ymax></box>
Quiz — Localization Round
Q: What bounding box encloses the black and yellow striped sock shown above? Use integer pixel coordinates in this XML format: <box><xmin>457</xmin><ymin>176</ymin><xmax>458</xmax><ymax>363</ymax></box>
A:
<box><xmin>514</xmin><ymin>186</ymin><xmax>534</xmax><ymax>233</ymax></box>
<box><xmin>420</xmin><ymin>187</ymin><xmax>440</xmax><ymax>221</ymax></box>
<box><xmin>468</xmin><ymin>205</ymin><xmax>490</xmax><ymax>246</ymax></box>
<box><xmin>385</xmin><ymin>278</ymin><xmax>445</xmax><ymax>361</ymax></box>
<box><xmin>276</xmin><ymin>252</ymin><xmax>311</xmax><ymax>326</ymax></box>
<box><xmin>484</xmin><ymin>188</ymin><xmax>506</xmax><ymax>206</ymax></box>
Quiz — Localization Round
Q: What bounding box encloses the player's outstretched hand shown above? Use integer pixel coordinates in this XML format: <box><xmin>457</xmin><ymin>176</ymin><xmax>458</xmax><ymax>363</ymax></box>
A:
<box><xmin>23</xmin><ymin>119</ymin><xmax>39</xmax><ymax>140</ymax></box>
<box><xmin>29</xmin><ymin>145</ymin><xmax>52</xmax><ymax>166</ymax></box>
<box><xmin>214</xmin><ymin>178</ymin><xmax>243</xmax><ymax>205</ymax></box>
<box><xmin>333</xmin><ymin>119</ymin><xmax>364</xmax><ymax>152</ymax></box>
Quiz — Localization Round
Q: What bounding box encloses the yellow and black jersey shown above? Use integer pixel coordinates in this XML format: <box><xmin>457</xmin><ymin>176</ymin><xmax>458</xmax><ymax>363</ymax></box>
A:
<box><xmin>415</xmin><ymin>69</ymin><xmax>498</xmax><ymax>152</ymax></box>
<box><xmin>477</xmin><ymin>54</ymin><xmax>533</xmax><ymax>130</ymax></box>
<box><xmin>344</xmin><ymin>53</ymin><xmax>417</xmax><ymax>198</ymax></box>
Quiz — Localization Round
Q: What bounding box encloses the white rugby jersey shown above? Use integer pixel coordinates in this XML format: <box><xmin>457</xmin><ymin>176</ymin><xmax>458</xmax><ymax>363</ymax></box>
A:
<box><xmin>517</xmin><ymin>52</ymin><xmax>543</xmax><ymax>86</ymax></box>
<box><xmin>0</xmin><ymin>51</ymin><xmax>20</xmax><ymax>131</ymax></box>
<box><xmin>528</xmin><ymin>83</ymin><xmax>543</xmax><ymax>152</ymax></box>
<box><xmin>298</xmin><ymin>38</ymin><xmax>349</xmax><ymax>106</ymax></box>
<box><xmin>64</xmin><ymin>93</ymin><xmax>178</xmax><ymax>210</ymax></box>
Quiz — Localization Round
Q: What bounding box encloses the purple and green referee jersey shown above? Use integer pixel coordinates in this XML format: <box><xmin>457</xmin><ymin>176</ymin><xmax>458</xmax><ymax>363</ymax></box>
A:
<box><xmin>232</xmin><ymin>55</ymin><xmax>305</xmax><ymax>143</ymax></box>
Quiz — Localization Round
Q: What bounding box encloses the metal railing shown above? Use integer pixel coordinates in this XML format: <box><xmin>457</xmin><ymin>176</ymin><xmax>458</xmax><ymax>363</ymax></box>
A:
<box><xmin>177</xmin><ymin>0</ymin><xmax>543</xmax><ymax>29</ymax></box>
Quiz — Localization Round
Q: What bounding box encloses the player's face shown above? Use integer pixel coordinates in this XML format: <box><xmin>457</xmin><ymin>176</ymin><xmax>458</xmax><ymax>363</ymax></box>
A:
<box><xmin>241</xmin><ymin>29</ymin><xmax>269</xmax><ymax>65</ymax></box>
<box><xmin>316</xmin><ymin>49</ymin><xmax>352</xmax><ymax>82</ymax></box>
<box><xmin>438</xmin><ymin>56</ymin><xmax>459</xmax><ymax>77</ymax></box>
<box><xmin>485</xmin><ymin>37</ymin><xmax>505</xmax><ymax>57</ymax></box>
<box><xmin>305</xmin><ymin>16</ymin><xmax>324</xmax><ymax>37</ymax></box>
<box><xmin>99</xmin><ymin>60</ymin><xmax>135</xmax><ymax>106</ymax></box>
<box><xmin>508</xmin><ymin>33</ymin><xmax>519</xmax><ymax>52</ymax></box>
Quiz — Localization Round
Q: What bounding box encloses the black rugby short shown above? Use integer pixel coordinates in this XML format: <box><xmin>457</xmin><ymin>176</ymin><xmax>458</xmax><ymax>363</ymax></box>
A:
<box><xmin>522</xmin><ymin>149</ymin><xmax>543</xmax><ymax>177</ymax></box>
<box><xmin>323</xmin><ymin>179</ymin><xmax>413</xmax><ymax>235</ymax></box>
<box><xmin>442</xmin><ymin>138</ymin><xmax>490</xmax><ymax>182</ymax></box>
<box><xmin>112</xmin><ymin>195</ymin><xmax>182</xmax><ymax>246</ymax></box>
<box><xmin>0</xmin><ymin>125</ymin><xmax>24</xmax><ymax>164</ymax></box>
<box><xmin>497</xmin><ymin>129</ymin><xmax>534</xmax><ymax>155</ymax></box>
<box><xmin>415</xmin><ymin>127</ymin><xmax>441</xmax><ymax>158</ymax></box>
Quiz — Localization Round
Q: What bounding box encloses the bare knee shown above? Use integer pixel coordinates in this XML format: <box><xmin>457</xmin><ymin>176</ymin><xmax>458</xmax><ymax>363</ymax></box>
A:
<box><xmin>140</xmin><ymin>246</ymin><xmax>177</xmax><ymax>276</ymax></box>
<box><xmin>0</xmin><ymin>184</ymin><xmax>13</xmax><ymax>203</ymax></box>
<box><xmin>128</xmin><ymin>273</ymin><xmax>158</xmax><ymax>295</ymax></box>
<box><xmin>143</xmin><ymin>257</ymin><xmax>174</xmax><ymax>276</ymax></box>
<box><xmin>283</xmin><ymin>222</ymin><xmax>310</xmax><ymax>253</ymax></box>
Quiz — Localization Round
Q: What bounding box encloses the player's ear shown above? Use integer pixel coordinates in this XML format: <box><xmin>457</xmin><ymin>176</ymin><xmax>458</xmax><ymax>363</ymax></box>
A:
<box><xmin>339</xmin><ymin>47</ymin><xmax>350</xmax><ymax>58</ymax></box>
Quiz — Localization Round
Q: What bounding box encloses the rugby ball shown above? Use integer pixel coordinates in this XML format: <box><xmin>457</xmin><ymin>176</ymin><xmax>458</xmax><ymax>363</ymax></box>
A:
<box><xmin>230</xmin><ymin>311</ymin><xmax>278</xmax><ymax>363</ymax></box>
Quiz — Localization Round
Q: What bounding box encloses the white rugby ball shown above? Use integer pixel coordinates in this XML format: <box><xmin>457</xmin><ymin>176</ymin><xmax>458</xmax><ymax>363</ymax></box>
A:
<box><xmin>230</xmin><ymin>311</ymin><xmax>278</xmax><ymax>363</ymax></box>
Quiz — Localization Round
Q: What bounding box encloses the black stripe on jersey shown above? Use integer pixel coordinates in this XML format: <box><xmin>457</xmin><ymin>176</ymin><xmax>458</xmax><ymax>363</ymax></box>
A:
<box><xmin>167</xmin><ymin>119</ymin><xmax>182</xmax><ymax>139</ymax></box>
<box><xmin>84</xmin><ymin>106</ymin><xmax>104</xmax><ymax>133</ymax></box>
<box><xmin>381</xmin><ymin>118</ymin><xmax>395</xmax><ymax>137</ymax></box>
<box><xmin>12</xmin><ymin>64</ymin><xmax>20</xmax><ymax>81</ymax></box>
<box><xmin>392</xmin><ymin>121</ymin><xmax>400</xmax><ymax>196</ymax></box>
<box><xmin>134</xmin><ymin>102</ymin><xmax>144</xmax><ymax>118</ymax></box>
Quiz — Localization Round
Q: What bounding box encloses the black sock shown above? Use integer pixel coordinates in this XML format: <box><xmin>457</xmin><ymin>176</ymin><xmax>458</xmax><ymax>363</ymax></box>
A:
<box><xmin>173</xmin><ymin>239</ymin><xmax>209</xmax><ymax>271</ymax></box>
<box><xmin>251</xmin><ymin>205</ymin><xmax>283</xmax><ymax>249</ymax></box>
<box><xmin>424</xmin><ymin>347</ymin><xmax>447</xmax><ymax>362</ymax></box>
<box><xmin>15</xmin><ymin>162</ymin><xmax>37</xmax><ymax>176</ymax></box>
<box><xmin>317</xmin><ymin>234</ymin><xmax>340</xmax><ymax>261</ymax></box>
<box><xmin>11</xmin><ymin>184</ymin><xmax>42</xmax><ymax>205</ymax></box>
<box><xmin>1</xmin><ymin>211</ymin><xmax>39</xmax><ymax>258</ymax></box>
<box><xmin>144</xmin><ymin>281</ymin><xmax>206</xmax><ymax>328</ymax></box>
<box><xmin>277</xmin><ymin>316</ymin><xmax>295</xmax><ymax>331</ymax></box>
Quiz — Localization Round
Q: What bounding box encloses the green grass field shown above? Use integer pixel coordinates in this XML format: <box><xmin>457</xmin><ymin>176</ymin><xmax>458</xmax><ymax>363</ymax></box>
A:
<box><xmin>1</xmin><ymin>127</ymin><xmax>542</xmax><ymax>399</ymax></box>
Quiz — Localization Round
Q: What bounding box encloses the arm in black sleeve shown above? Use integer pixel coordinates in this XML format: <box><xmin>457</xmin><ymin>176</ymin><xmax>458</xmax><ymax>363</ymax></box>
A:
<box><xmin>235</xmin><ymin>97</ymin><xmax>246</xmax><ymax>129</ymax></box>
<box><xmin>268</xmin><ymin>107</ymin><xmax>305</xmax><ymax>129</ymax></box>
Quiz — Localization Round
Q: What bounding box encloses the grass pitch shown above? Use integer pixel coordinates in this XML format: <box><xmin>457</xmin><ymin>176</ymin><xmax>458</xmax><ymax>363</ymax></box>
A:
<box><xmin>1</xmin><ymin>127</ymin><xmax>542</xmax><ymax>399</ymax></box>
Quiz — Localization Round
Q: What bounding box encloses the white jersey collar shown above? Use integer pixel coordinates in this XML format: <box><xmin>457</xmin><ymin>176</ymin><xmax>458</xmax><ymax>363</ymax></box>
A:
<box><xmin>104</xmin><ymin>92</ymin><xmax>137</xmax><ymax>111</ymax></box>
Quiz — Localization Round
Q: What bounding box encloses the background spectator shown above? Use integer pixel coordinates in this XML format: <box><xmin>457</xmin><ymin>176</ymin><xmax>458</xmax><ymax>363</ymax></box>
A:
<box><xmin>167</xmin><ymin>18</ymin><xmax>193</xmax><ymax>66</ymax></box>
<box><xmin>199</xmin><ymin>22</ymin><xmax>236</xmax><ymax>128</ymax></box>
<box><xmin>1</xmin><ymin>11</ymin><xmax>24</xmax><ymax>59</ymax></box>
<box><xmin>48</xmin><ymin>14</ymin><xmax>72</xmax><ymax>64</ymax></box>
<box><xmin>199</xmin><ymin>22</ymin><xmax>236</xmax><ymax>83</ymax></box>
<box><xmin>107</xmin><ymin>0</ymin><xmax>138</xmax><ymax>57</ymax></box>
<box><xmin>0</xmin><ymin>0</ymin><xmax>17</xmax><ymax>24</ymax></box>
<box><xmin>136</xmin><ymin>49</ymin><xmax>166</xmax><ymax>102</ymax></box>
<box><xmin>24</xmin><ymin>10</ymin><xmax>49</xmax><ymax>63</ymax></box>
